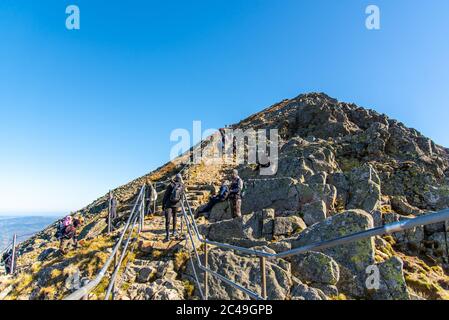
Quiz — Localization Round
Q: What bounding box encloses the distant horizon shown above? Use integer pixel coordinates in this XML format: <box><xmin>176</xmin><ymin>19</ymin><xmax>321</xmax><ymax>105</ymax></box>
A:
<box><xmin>0</xmin><ymin>212</ymin><xmax>64</xmax><ymax>217</ymax></box>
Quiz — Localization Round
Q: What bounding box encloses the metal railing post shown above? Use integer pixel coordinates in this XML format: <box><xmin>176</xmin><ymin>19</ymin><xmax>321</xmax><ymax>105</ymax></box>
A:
<box><xmin>10</xmin><ymin>234</ymin><xmax>17</xmax><ymax>275</ymax></box>
<box><xmin>108</xmin><ymin>191</ymin><xmax>112</xmax><ymax>234</ymax></box>
<box><xmin>111</xmin><ymin>248</ymin><xmax>119</xmax><ymax>300</ymax></box>
<box><xmin>140</xmin><ymin>186</ymin><xmax>145</xmax><ymax>233</ymax></box>
<box><xmin>204</xmin><ymin>243</ymin><xmax>209</xmax><ymax>300</ymax></box>
<box><xmin>180</xmin><ymin>202</ymin><xmax>184</xmax><ymax>235</ymax></box>
<box><xmin>82</xmin><ymin>280</ymin><xmax>89</xmax><ymax>300</ymax></box>
<box><xmin>444</xmin><ymin>220</ymin><xmax>449</xmax><ymax>263</ymax></box>
<box><xmin>64</xmin><ymin>185</ymin><xmax>146</xmax><ymax>300</ymax></box>
<box><xmin>259</xmin><ymin>256</ymin><xmax>267</xmax><ymax>300</ymax></box>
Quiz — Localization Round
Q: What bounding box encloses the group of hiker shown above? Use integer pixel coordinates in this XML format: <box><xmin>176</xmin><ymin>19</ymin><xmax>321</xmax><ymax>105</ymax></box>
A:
<box><xmin>1</xmin><ymin>170</ymin><xmax>244</xmax><ymax>269</ymax></box>
<box><xmin>0</xmin><ymin>215</ymin><xmax>83</xmax><ymax>275</ymax></box>
<box><xmin>0</xmin><ymin>214</ymin><xmax>84</xmax><ymax>275</ymax></box>
<box><xmin>196</xmin><ymin>169</ymin><xmax>244</xmax><ymax>219</ymax></box>
<box><xmin>161</xmin><ymin>169</ymin><xmax>244</xmax><ymax>241</ymax></box>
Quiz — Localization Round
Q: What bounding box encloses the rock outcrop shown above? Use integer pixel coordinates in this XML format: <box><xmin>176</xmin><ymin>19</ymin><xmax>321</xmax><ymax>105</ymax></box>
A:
<box><xmin>5</xmin><ymin>92</ymin><xmax>449</xmax><ymax>301</ymax></box>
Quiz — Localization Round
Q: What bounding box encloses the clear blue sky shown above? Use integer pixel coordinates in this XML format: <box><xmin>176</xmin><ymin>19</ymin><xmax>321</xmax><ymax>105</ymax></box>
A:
<box><xmin>0</xmin><ymin>0</ymin><xmax>448</xmax><ymax>214</ymax></box>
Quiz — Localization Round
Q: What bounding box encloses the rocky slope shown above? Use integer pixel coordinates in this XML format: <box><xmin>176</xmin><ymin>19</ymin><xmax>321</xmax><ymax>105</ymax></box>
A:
<box><xmin>1</xmin><ymin>92</ymin><xmax>449</xmax><ymax>300</ymax></box>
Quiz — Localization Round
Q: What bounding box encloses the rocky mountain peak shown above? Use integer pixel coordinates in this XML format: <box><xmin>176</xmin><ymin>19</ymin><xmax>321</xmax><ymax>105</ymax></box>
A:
<box><xmin>2</xmin><ymin>92</ymin><xmax>449</xmax><ymax>301</ymax></box>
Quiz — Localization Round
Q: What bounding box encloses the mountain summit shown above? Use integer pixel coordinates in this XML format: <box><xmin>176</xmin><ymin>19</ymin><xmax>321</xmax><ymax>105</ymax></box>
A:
<box><xmin>1</xmin><ymin>93</ymin><xmax>449</xmax><ymax>300</ymax></box>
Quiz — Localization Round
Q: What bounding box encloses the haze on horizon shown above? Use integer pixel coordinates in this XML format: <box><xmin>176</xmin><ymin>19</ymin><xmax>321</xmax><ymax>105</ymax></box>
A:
<box><xmin>0</xmin><ymin>0</ymin><xmax>448</xmax><ymax>215</ymax></box>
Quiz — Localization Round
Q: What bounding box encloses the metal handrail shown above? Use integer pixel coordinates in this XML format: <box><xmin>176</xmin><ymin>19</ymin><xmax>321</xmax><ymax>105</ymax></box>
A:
<box><xmin>183</xmin><ymin>194</ymin><xmax>449</xmax><ymax>260</ymax></box>
<box><xmin>64</xmin><ymin>185</ymin><xmax>146</xmax><ymax>300</ymax></box>
<box><xmin>181</xmin><ymin>206</ymin><xmax>263</xmax><ymax>300</ymax></box>
<box><xmin>104</xmin><ymin>209</ymin><xmax>140</xmax><ymax>300</ymax></box>
<box><xmin>181</xmin><ymin>191</ymin><xmax>449</xmax><ymax>300</ymax></box>
<box><xmin>180</xmin><ymin>203</ymin><xmax>205</xmax><ymax>300</ymax></box>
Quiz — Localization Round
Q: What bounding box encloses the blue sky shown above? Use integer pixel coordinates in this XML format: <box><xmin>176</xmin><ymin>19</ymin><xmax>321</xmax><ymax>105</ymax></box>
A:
<box><xmin>0</xmin><ymin>0</ymin><xmax>448</xmax><ymax>214</ymax></box>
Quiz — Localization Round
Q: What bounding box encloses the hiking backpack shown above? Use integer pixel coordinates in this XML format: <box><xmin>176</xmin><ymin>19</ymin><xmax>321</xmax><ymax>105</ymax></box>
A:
<box><xmin>62</xmin><ymin>216</ymin><xmax>73</xmax><ymax>227</ymax></box>
<box><xmin>169</xmin><ymin>183</ymin><xmax>183</xmax><ymax>203</ymax></box>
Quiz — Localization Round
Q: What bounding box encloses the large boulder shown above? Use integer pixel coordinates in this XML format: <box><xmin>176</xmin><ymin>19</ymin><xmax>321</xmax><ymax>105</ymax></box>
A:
<box><xmin>199</xmin><ymin>218</ymin><xmax>245</xmax><ymax>242</ymax></box>
<box><xmin>135</xmin><ymin>260</ymin><xmax>175</xmax><ymax>283</ymax></box>
<box><xmin>209</xmin><ymin>201</ymin><xmax>232</xmax><ymax>222</ymax></box>
<box><xmin>185</xmin><ymin>248</ymin><xmax>292</xmax><ymax>300</ymax></box>
<box><xmin>200</xmin><ymin>210</ymin><xmax>275</xmax><ymax>242</ymax></box>
<box><xmin>422</xmin><ymin>185</ymin><xmax>449</xmax><ymax>210</ymax></box>
<box><xmin>297</xmin><ymin>183</ymin><xmax>337</xmax><ymax>211</ymax></box>
<box><xmin>242</xmin><ymin>209</ymin><xmax>275</xmax><ymax>240</ymax></box>
<box><xmin>300</xmin><ymin>145</ymin><xmax>339</xmax><ymax>174</ymax></box>
<box><xmin>347</xmin><ymin>164</ymin><xmax>381</xmax><ymax>213</ymax></box>
<box><xmin>327</xmin><ymin>172</ymin><xmax>350</xmax><ymax>208</ymax></box>
<box><xmin>274</xmin><ymin>139</ymin><xmax>339</xmax><ymax>181</ymax></box>
<box><xmin>290</xmin><ymin>280</ymin><xmax>328</xmax><ymax>300</ymax></box>
<box><xmin>138</xmin><ymin>278</ymin><xmax>185</xmax><ymax>300</ymax></box>
<box><xmin>290</xmin><ymin>252</ymin><xmax>340</xmax><ymax>285</ymax></box>
<box><xmin>428</xmin><ymin>232</ymin><xmax>449</xmax><ymax>257</ymax></box>
<box><xmin>302</xmin><ymin>200</ymin><xmax>327</xmax><ymax>226</ymax></box>
<box><xmin>273</xmin><ymin>215</ymin><xmax>307</xmax><ymax>238</ymax></box>
<box><xmin>242</xmin><ymin>178</ymin><xmax>301</xmax><ymax>214</ymax></box>
<box><xmin>383</xmin><ymin>213</ymin><xmax>424</xmax><ymax>251</ymax></box>
<box><xmin>370</xmin><ymin>257</ymin><xmax>410</xmax><ymax>300</ymax></box>
<box><xmin>391</xmin><ymin>196</ymin><xmax>424</xmax><ymax>216</ymax></box>
<box><xmin>291</xmin><ymin>209</ymin><xmax>375</xmax><ymax>298</ymax></box>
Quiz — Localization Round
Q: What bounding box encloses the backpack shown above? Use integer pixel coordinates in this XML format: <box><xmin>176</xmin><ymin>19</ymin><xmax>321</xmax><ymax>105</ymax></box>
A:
<box><xmin>220</xmin><ymin>185</ymin><xmax>230</xmax><ymax>200</ymax></box>
<box><xmin>169</xmin><ymin>183</ymin><xmax>183</xmax><ymax>203</ymax></box>
<box><xmin>55</xmin><ymin>220</ymin><xmax>66</xmax><ymax>239</ymax></box>
<box><xmin>62</xmin><ymin>216</ymin><xmax>73</xmax><ymax>227</ymax></box>
<box><xmin>64</xmin><ymin>225</ymin><xmax>76</xmax><ymax>238</ymax></box>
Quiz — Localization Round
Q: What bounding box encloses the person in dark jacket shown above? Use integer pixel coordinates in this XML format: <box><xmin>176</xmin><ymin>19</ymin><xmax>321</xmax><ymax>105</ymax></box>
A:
<box><xmin>196</xmin><ymin>180</ymin><xmax>230</xmax><ymax>217</ymax></box>
<box><xmin>108</xmin><ymin>193</ymin><xmax>118</xmax><ymax>222</ymax></box>
<box><xmin>162</xmin><ymin>174</ymin><xmax>184</xmax><ymax>241</ymax></box>
<box><xmin>229</xmin><ymin>169</ymin><xmax>244</xmax><ymax>218</ymax></box>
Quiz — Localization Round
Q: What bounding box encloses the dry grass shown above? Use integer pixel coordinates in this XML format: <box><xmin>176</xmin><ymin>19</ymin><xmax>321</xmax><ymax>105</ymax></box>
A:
<box><xmin>386</xmin><ymin>249</ymin><xmax>449</xmax><ymax>300</ymax></box>
<box><xmin>331</xmin><ymin>293</ymin><xmax>348</xmax><ymax>300</ymax></box>
<box><xmin>7</xmin><ymin>235</ymin><xmax>115</xmax><ymax>300</ymax></box>
<box><xmin>402</xmin><ymin>255</ymin><xmax>449</xmax><ymax>300</ymax></box>
<box><xmin>372</xmin><ymin>236</ymin><xmax>449</xmax><ymax>300</ymax></box>
<box><xmin>148</xmin><ymin>162</ymin><xmax>178</xmax><ymax>182</ymax></box>
<box><xmin>182</xmin><ymin>280</ymin><xmax>195</xmax><ymax>299</ymax></box>
<box><xmin>174</xmin><ymin>250</ymin><xmax>190</xmax><ymax>272</ymax></box>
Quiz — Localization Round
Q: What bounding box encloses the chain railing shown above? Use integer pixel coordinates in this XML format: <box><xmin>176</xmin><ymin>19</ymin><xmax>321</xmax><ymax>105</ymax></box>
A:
<box><xmin>64</xmin><ymin>184</ymin><xmax>146</xmax><ymax>300</ymax></box>
<box><xmin>181</xmin><ymin>192</ymin><xmax>449</xmax><ymax>300</ymax></box>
